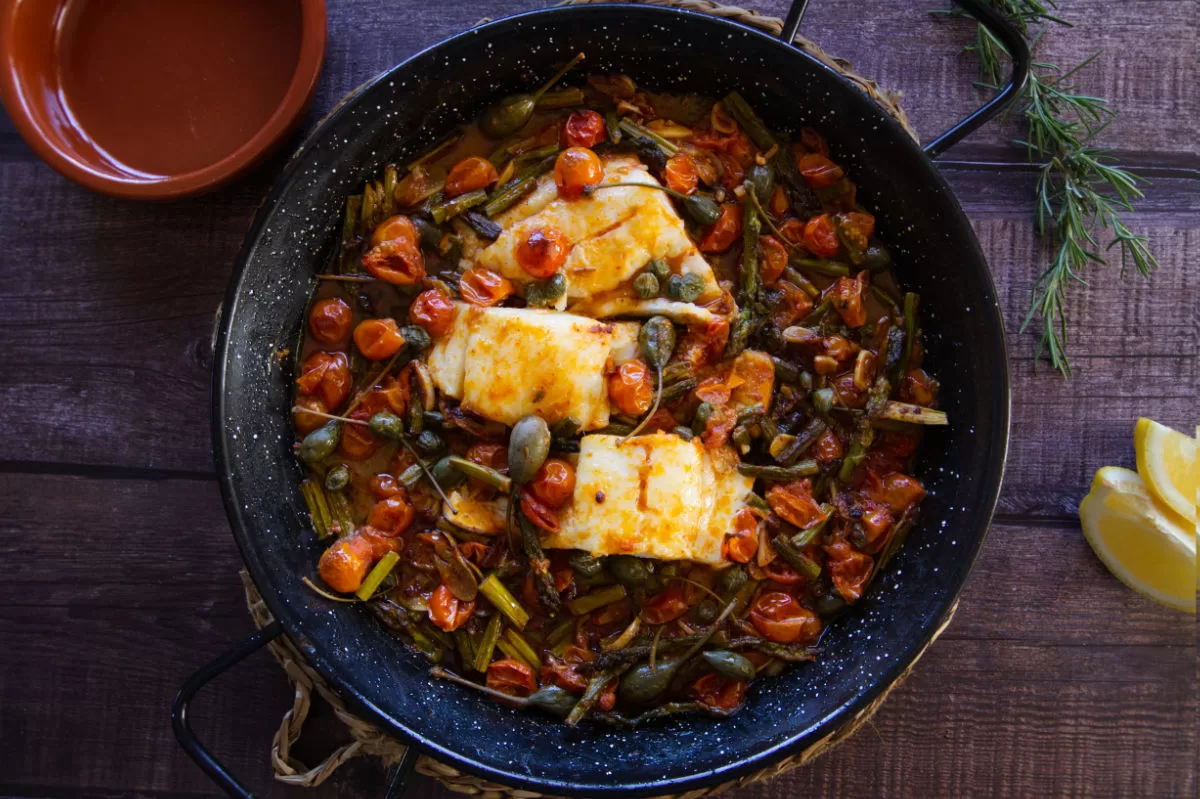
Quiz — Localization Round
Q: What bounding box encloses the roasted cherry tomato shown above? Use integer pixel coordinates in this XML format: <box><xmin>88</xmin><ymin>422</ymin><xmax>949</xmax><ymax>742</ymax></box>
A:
<box><xmin>554</xmin><ymin>147</ymin><xmax>604</xmax><ymax>200</ymax></box>
<box><xmin>487</xmin><ymin>658</ymin><xmax>537</xmax><ymax>697</ymax></box>
<box><xmin>408</xmin><ymin>288</ymin><xmax>456</xmax><ymax>337</ymax></box>
<box><xmin>689</xmin><ymin>672</ymin><xmax>748</xmax><ymax>711</ymax></box>
<box><xmin>445</xmin><ymin>156</ymin><xmax>499</xmax><ymax>197</ymax></box>
<box><xmin>760</xmin><ymin>235</ymin><xmax>789</xmax><ymax>285</ymax></box>
<box><xmin>459</xmin><ymin>267</ymin><xmax>514</xmax><ymax>307</ymax></box>
<box><xmin>812</xmin><ymin>429</ymin><xmax>845</xmax><ymax>463</ymax></box>
<box><xmin>318</xmin><ymin>534</ymin><xmax>375</xmax><ymax>593</ymax></box>
<box><xmin>771</xmin><ymin>280</ymin><xmax>813</xmax><ymax>328</ymax></box>
<box><xmin>830</xmin><ymin>271</ymin><xmax>867</xmax><ymax>328</ymax></box>
<box><xmin>766</xmin><ymin>479</ymin><xmax>826</xmax><ymax>530</ymax></box>
<box><xmin>900</xmin><ymin>368</ymin><xmax>938</xmax><ymax>406</ymax></box>
<box><xmin>372</xmin><ymin>214</ymin><xmax>417</xmax><ymax>248</ymax></box>
<box><xmin>363</xmin><ymin>215</ymin><xmax>425</xmax><ymax>285</ymax></box>
<box><xmin>520</xmin><ymin>489</ymin><xmax>560</xmax><ymax>533</ymax></box>
<box><xmin>762</xmin><ymin>558</ymin><xmax>804</xmax><ymax>586</ymax></box>
<box><xmin>527</xmin><ymin>458</ymin><xmax>576</xmax><ymax>509</ymax></box>
<box><xmin>824</xmin><ymin>539</ymin><xmax>873</xmax><ymax>603</ymax></box>
<box><xmin>802</xmin><ymin>213</ymin><xmax>840</xmax><ymax>259</ymax></box>
<box><xmin>608</xmin><ymin>360</ymin><xmax>654</xmax><ymax>416</ymax></box>
<box><xmin>836</xmin><ymin>211</ymin><xmax>875</xmax><ymax>252</ymax></box>
<box><xmin>865</xmin><ymin>473</ymin><xmax>926</xmax><ymax>514</ymax></box>
<box><xmin>796</xmin><ymin>152</ymin><xmax>844</xmax><ymax>188</ymax></box>
<box><xmin>663</xmin><ymin>153</ymin><xmax>699</xmax><ymax>195</ymax></box>
<box><xmin>370</xmin><ymin>473</ymin><xmax>404</xmax><ymax>499</ymax></box>
<box><xmin>642</xmin><ymin>587</ymin><xmax>689</xmax><ymax>625</ymax></box>
<box><xmin>353</xmin><ymin>318</ymin><xmax>406</xmax><ymax>360</ymax></box>
<box><xmin>699</xmin><ymin>204</ymin><xmax>743</xmax><ymax>253</ymax></box>
<box><xmin>293</xmin><ymin>395</ymin><xmax>328</xmax><ymax>435</ymax></box>
<box><xmin>749</xmin><ymin>591</ymin><xmax>822</xmax><ymax>644</ymax></box>
<box><xmin>466</xmin><ymin>442</ymin><xmax>508</xmax><ymax>471</ymax></box>
<box><xmin>296</xmin><ymin>351</ymin><xmax>352</xmax><ymax>409</ymax></box>
<box><xmin>722</xmin><ymin>507</ymin><xmax>759</xmax><ymax>564</ymax></box>
<box><xmin>516</xmin><ymin>227</ymin><xmax>570</xmax><ymax>279</ymax></box>
<box><xmin>701</xmin><ymin>404</ymin><xmax>737</xmax><ymax>450</ymax></box>
<box><xmin>367</xmin><ymin>496</ymin><xmax>415</xmax><ymax>535</ymax></box>
<box><xmin>339</xmin><ymin>409</ymin><xmax>380</xmax><ymax>460</ymax></box>
<box><xmin>778</xmin><ymin>218</ymin><xmax>806</xmax><ymax>245</ymax></box>
<box><xmin>308</xmin><ymin>298</ymin><xmax>353</xmax><ymax>346</ymax></box>
<box><xmin>429</xmin><ymin>583</ymin><xmax>476</xmax><ymax>632</ymax></box>
<box><xmin>562</xmin><ymin>109</ymin><xmax>608</xmax><ymax>148</ymax></box>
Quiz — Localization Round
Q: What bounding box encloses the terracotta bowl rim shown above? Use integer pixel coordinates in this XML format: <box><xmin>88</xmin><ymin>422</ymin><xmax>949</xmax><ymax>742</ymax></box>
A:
<box><xmin>0</xmin><ymin>0</ymin><xmax>327</xmax><ymax>200</ymax></box>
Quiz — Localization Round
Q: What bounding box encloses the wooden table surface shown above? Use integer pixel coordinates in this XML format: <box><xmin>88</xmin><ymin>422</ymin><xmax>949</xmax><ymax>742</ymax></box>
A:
<box><xmin>1</xmin><ymin>1</ymin><xmax>1195</xmax><ymax>797</ymax></box>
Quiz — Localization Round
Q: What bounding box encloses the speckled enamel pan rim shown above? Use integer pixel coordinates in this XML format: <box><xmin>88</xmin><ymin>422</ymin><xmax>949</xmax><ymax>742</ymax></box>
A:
<box><xmin>212</xmin><ymin>4</ymin><xmax>1010</xmax><ymax>796</ymax></box>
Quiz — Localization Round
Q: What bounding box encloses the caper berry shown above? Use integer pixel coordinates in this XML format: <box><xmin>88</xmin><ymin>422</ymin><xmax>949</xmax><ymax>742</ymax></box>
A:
<box><xmin>508</xmin><ymin>415</ymin><xmax>551</xmax><ymax>485</ymax></box>
<box><xmin>638</xmin><ymin>316</ymin><xmax>676</xmax><ymax>369</ymax></box>
<box><xmin>747</xmin><ymin>164</ymin><xmax>775</xmax><ymax>207</ymax></box>
<box><xmin>416</xmin><ymin>429</ymin><xmax>445</xmax><ymax>455</ymax></box>
<box><xmin>431</xmin><ymin>456</ymin><xmax>466</xmax><ymax>489</ymax></box>
<box><xmin>718</xmin><ymin>565</ymin><xmax>748</xmax><ymax>594</ymax></box>
<box><xmin>299</xmin><ymin>422</ymin><xmax>342</xmax><ymax>464</ymax></box>
<box><xmin>480</xmin><ymin>95</ymin><xmax>537</xmax><ymax>139</ymax></box>
<box><xmin>526</xmin><ymin>685</ymin><xmax>578</xmax><ymax>718</ymax></box>
<box><xmin>524</xmin><ymin>282</ymin><xmax>545</xmax><ymax>307</ymax></box>
<box><xmin>608</xmin><ymin>555</ymin><xmax>653</xmax><ymax>587</ymax></box>
<box><xmin>693</xmin><ymin>597</ymin><xmax>719</xmax><ymax>624</ymax></box>
<box><xmin>568</xmin><ymin>551</ymin><xmax>604</xmax><ymax>578</ymax></box>
<box><xmin>693</xmin><ymin>401</ymin><xmax>714</xmax><ymax>434</ymax></box>
<box><xmin>633</xmin><ymin>272</ymin><xmax>660</xmax><ymax>299</ymax></box>
<box><xmin>324</xmin><ymin>464</ymin><xmax>351</xmax><ymax>492</ymax></box>
<box><xmin>683</xmin><ymin>194</ymin><xmax>722</xmax><ymax>225</ymax></box>
<box><xmin>702</xmin><ymin>650</ymin><xmax>757</xmax><ymax>682</ymax></box>
<box><xmin>368</xmin><ymin>411</ymin><xmax>405</xmax><ymax>441</ymax></box>
<box><xmin>540</xmin><ymin>272</ymin><xmax>567</xmax><ymax>302</ymax></box>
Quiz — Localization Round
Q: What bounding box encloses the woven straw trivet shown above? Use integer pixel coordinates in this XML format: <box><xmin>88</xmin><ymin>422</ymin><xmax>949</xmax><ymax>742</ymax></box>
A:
<box><xmin>248</xmin><ymin>2</ymin><xmax>942</xmax><ymax>795</ymax></box>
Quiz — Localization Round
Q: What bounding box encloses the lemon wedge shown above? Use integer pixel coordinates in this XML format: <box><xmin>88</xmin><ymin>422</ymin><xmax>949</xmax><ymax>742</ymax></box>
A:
<box><xmin>1079</xmin><ymin>466</ymin><xmax>1195</xmax><ymax>613</ymax></box>
<box><xmin>1134</xmin><ymin>418</ymin><xmax>1198</xmax><ymax>524</ymax></box>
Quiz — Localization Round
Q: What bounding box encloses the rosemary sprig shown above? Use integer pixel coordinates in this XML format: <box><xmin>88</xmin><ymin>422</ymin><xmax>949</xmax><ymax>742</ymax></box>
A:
<box><xmin>937</xmin><ymin>1</ymin><xmax>1158</xmax><ymax>375</ymax></box>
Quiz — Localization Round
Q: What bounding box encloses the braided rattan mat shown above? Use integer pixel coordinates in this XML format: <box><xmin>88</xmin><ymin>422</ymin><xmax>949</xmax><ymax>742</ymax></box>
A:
<box><xmin>247</xmin><ymin>2</ymin><xmax>940</xmax><ymax>795</ymax></box>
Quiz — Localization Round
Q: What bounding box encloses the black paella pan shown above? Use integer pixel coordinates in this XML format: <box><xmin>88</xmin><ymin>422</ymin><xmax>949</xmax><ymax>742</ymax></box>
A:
<box><xmin>174</xmin><ymin>1</ymin><xmax>1028</xmax><ymax>795</ymax></box>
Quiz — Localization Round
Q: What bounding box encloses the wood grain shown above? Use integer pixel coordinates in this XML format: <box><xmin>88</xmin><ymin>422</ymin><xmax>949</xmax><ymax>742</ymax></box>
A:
<box><xmin>0</xmin><ymin>0</ymin><xmax>1195</xmax><ymax>796</ymax></box>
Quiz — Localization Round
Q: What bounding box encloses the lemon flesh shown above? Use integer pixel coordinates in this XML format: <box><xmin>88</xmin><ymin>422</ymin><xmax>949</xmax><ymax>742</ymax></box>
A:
<box><xmin>1134</xmin><ymin>418</ymin><xmax>1198</xmax><ymax>524</ymax></box>
<box><xmin>1080</xmin><ymin>467</ymin><xmax>1195</xmax><ymax>614</ymax></box>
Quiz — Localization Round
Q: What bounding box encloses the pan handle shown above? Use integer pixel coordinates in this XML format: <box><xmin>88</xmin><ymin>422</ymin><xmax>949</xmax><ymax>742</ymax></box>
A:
<box><xmin>779</xmin><ymin>0</ymin><xmax>1031</xmax><ymax>159</ymax></box>
<box><xmin>171</xmin><ymin>621</ymin><xmax>420</xmax><ymax>798</ymax></box>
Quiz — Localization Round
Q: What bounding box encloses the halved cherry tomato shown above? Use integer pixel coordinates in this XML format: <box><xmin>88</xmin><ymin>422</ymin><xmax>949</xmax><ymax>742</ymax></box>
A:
<box><xmin>562</xmin><ymin>109</ymin><xmax>608</xmax><ymax>148</ymax></box>
<box><xmin>541</xmin><ymin>645</ymin><xmax>594</xmax><ymax>692</ymax></box>
<box><xmin>429</xmin><ymin>583</ymin><xmax>476</xmax><ymax>632</ymax></box>
<box><xmin>664</xmin><ymin>153</ymin><xmax>699</xmax><ymax>195</ymax></box>
<box><xmin>760</xmin><ymin>235</ymin><xmax>788</xmax><ymax>285</ymax></box>
<box><xmin>778</xmin><ymin>218</ymin><xmax>806</xmax><ymax>245</ymax></box>
<box><xmin>900</xmin><ymin>368</ymin><xmax>938</xmax><ymax>406</ymax></box>
<box><xmin>528</xmin><ymin>458</ymin><xmax>576</xmax><ymax>509</ymax></box>
<box><xmin>466</xmin><ymin>442</ymin><xmax>508</xmax><ymax>471</ymax></box>
<box><xmin>802</xmin><ymin>213</ymin><xmax>840</xmax><ymax>258</ymax></box>
<box><xmin>554</xmin><ymin>147</ymin><xmax>604</xmax><ymax>200</ymax></box>
<box><xmin>722</xmin><ymin>507</ymin><xmax>759</xmax><ymax>564</ymax></box>
<box><xmin>487</xmin><ymin>657</ymin><xmax>537</xmax><ymax>697</ymax></box>
<box><xmin>293</xmin><ymin>395</ymin><xmax>328</xmax><ymax>435</ymax></box>
<box><xmin>699</xmin><ymin>204</ymin><xmax>743</xmax><ymax>253</ymax></box>
<box><xmin>409</xmin><ymin>288</ymin><xmax>456</xmax><ymax>337</ymax></box>
<box><xmin>825</xmin><ymin>539</ymin><xmax>873</xmax><ymax>602</ymax></box>
<box><xmin>520</xmin><ymin>489</ymin><xmax>560</xmax><ymax>533</ymax></box>
<box><xmin>762</xmin><ymin>558</ymin><xmax>803</xmax><ymax>586</ymax></box>
<box><xmin>367</xmin><ymin>496</ymin><xmax>415</xmax><ymax>535</ymax></box>
<box><xmin>516</xmin><ymin>227</ymin><xmax>570</xmax><ymax>278</ymax></box>
<box><xmin>296</xmin><ymin>351</ymin><xmax>352</xmax><ymax>409</ymax></box>
<box><xmin>642</xmin><ymin>588</ymin><xmax>689</xmax><ymax>625</ymax></box>
<box><xmin>445</xmin><ymin>156</ymin><xmax>498</xmax><ymax>197</ymax></box>
<box><xmin>339</xmin><ymin>410</ymin><xmax>379</xmax><ymax>460</ymax></box>
<box><xmin>770</xmin><ymin>280</ymin><xmax>813</xmax><ymax>328</ymax></box>
<box><xmin>308</xmin><ymin>298</ymin><xmax>353</xmax><ymax>346</ymax></box>
<box><xmin>864</xmin><ymin>472</ymin><xmax>926</xmax><ymax>514</ymax></box>
<box><xmin>766</xmin><ymin>479</ymin><xmax>826</xmax><ymax>529</ymax></box>
<box><xmin>459</xmin><ymin>267</ymin><xmax>514</xmax><ymax>307</ymax></box>
<box><xmin>749</xmin><ymin>591</ymin><xmax>822</xmax><ymax>643</ymax></box>
<box><xmin>812</xmin><ymin>429</ymin><xmax>845</xmax><ymax>463</ymax></box>
<box><xmin>370</xmin><ymin>473</ymin><xmax>404</xmax><ymax>499</ymax></box>
<box><xmin>830</xmin><ymin>271</ymin><xmax>867</xmax><ymax>328</ymax></box>
<box><xmin>356</xmin><ymin>375</ymin><xmax>409</xmax><ymax>418</ymax></box>
<box><xmin>608</xmin><ymin>360</ymin><xmax>654</xmax><ymax>416</ymax></box>
<box><xmin>353</xmin><ymin>318</ymin><xmax>406</xmax><ymax>360</ymax></box>
<box><xmin>796</xmin><ymin>152</ymin><xmax>844</xmax><ymax>188</ymax></box>
<box><xmin>318</xmin><ymin>534</ymin><xmax>375</xmax><ymax>593</ymax></box>
<box><xmin>689</xmin><ymin>672</ymin><xmax>748</xmax><ymax>711</ymax></box>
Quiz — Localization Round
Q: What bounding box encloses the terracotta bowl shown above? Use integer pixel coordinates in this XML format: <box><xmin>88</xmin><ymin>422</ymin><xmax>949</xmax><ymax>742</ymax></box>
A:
<box><xmin>0</xmin><ymin>0</ymin><xmax>326</xmax><ymax>200</ymax></box>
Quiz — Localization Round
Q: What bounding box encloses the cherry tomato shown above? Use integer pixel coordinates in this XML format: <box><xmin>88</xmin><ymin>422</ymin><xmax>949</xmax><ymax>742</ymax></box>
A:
<box><xmin>466</xmin><ymin>442</ymin><xmax>508</xmax><ymax>471</ymax></box>
<box><xmin>766</xmin><ymin>479</ymin><xmax>826</xmax><ymax>530</ymax></box>
<box><xmin>339</xmin><ymin>410</ymin><xmax>380</xmax><ymax>460</ymax></box>
<box><xmin>445</xmin><ymin>156</ymin><xmax>498</xmax><ymax>197</ymax></box>
<box><xmin>689</xmin><ymin>672</ymin><xmax>748</xmax><ymax>711</ymax></box>
<box><xmin>830</xmin><ymin>272</ymin><xmax>867</xmax><ymax>328</ymax></box>
<box><xmin>528</xmin><ymin>458</ymin><xmax>576</xmax><ymax>509</ymax></box>
<box><xmin>799</xmin><ymin>127</ymin><xmax>830</xmax><ymax>157</ymax></box>
<box><xmin>722</xmin><ymin>507</ymin><xmax>759</xmax><ymax>564</ymax></box>
<box><xmin>542</xmin><ymin>646</ymin><xmax>594</xmax><ymax>692</ymax></box>
<box><xmin>778</xmin><ymin>218</ymin><xmax>806</xmax><ymax>245</ymax></box>
<box><xmin>802</xmin><ymin>213</ymin><xmax>840</xmax><ymax>259</ymax></box>
<box><xmin>408</xmin><ymin>288</ymin><xmax>456</xmax><ymax>337</ymax></box>
<box><xmin>836</xmin><ymin>211</ymin><xmax>875</xmax><ymax>252</ymax></box>
<box><xmin>796</xmin><ymin>152</ymin><xmax>844</xmax><ymax>188</ymax></box>
<box><xmin>486</xmin><ymin>657</ymin><xmax>537</xmax><ymax>697</ymax></box>
<box><xmin>770</xmin><ymin>280</ymin><xmax>813</xmax><ymax>328</ymax></box>
<box><xmin>900</xmin><ymin>368</ymin><xmax>938</xmax><ymax>406</ymax></box>
<box><xmin>562</xmin><ymin>109</ymin><xmax>607</xmax><ymax>148</ymax></box>
<box><xmin>760</xmin><ymin>235</ymin><xmax>788</xmax><ymax>285</ymax></box>
<box><xmin>362</xmin><ymin>239</ymin><xmax>424</xmax><ymax>285</ymax></box>
<box><xmin>825</xmin><ymin>539</ymin><xmax>873</xmax><ymax>602</ymax></box>
<box><xmin>663</xmin><ymin>153</ymin><xmax>699</xmax><ymax>195</ymax></box>
<box><xmin>318</xmin><ymin>534</ymin><xmax>375</xmax><ymax>593</ymax></box>
<box><xmin>642</xmin><ymin>587</ymin><xmax>689</xmax><ymax>625</ymax></box>
<box><xmin>516</xmin><ymin>227</ymin><xmax>570</xmax><ymax>279</ymax></box>
<box><xmin>699</xmin><ymin>204</ymin><xmax>743</xmax><ymax>253</ymax></box>
<box><xmin>429</xmin><ymin>583</ymin><xmax>476</xmax><ymax>632</ymax></box>
<box><xmin>459</xmin><ymin>267</ymin><xmax>514</xmax><ymax>307</ymax></box>
<box><xmin>308</xmin><ymin>298</ymin><xmax>353</xmax><ymax>346</ymax></box>
<box><xmin>830</xmin><ymin>373</ymin><xmax>867</xmax><ymax>410</ymax></box>
<box><xmin>762</xmin><ymin>558</ymin><xmax>804</xmax><ymax>586</ymax></box>
<box><xmin>608</xmin><ymin>360</ymin><xmax>654</xmax><ymax>416</ymax></box>
<box><xmin>370</xmin><ymin>473</ymin><xmax>404</xmax><ymax>499</ymax></box>
<box><xmin>357</xmin><ymin>375</ymin><xmax>410</xmax><ymax>418</ymax></box>
<box><xmin>812</xmin><ymin>429</ymin><xmax>845</xmax><ymax>463</ymax></box>
<box><xmin>353</xmin><ymin>318</ymin><xmax>406</xmax><ymax>360</ymax></box>
<box><xmin>554</xmin><ymin>147</ymin><xmax>604</xmax><ymax>200</ymax></box>
<box><xmin>293</xmin><ymin>395</ymin><xmax>328</xmax><ymax>435</ymax></box>
<box><xmin>372</xmin><ymin>214</ymin><xmax>418</xmax><ymax>248</ymax></box>
<box><xmin>520</xmin><ymin>489</ymin><xmax>560</xmax><ymax>533</ymax></box>
<box><xmin>701</xmin><ymin>404</ymin><xmax>737</xmax><ymax>450</ymax></box>
<box><xmin>719</xmin><ymin>153</ymin><xmax>746</xmax><ymax>193</ymax></box>
<box><xmin>868</xmin><ymin>473</ymin><xmax>926</xmax><ymax>514</ymax></box>
<box><xmin>749</xmin><ymin>591</ymin><xmax>822</xmax><ymax>643</ymax></box>
<box><xmin>296</xmin><ymin>351</ymin><xmax>352</xmax><ymax>409</ymax></box>
<box><xmin>367</xmin><ymin>496</ymin><xmax>415</xmax><ymax>535</ymax></box>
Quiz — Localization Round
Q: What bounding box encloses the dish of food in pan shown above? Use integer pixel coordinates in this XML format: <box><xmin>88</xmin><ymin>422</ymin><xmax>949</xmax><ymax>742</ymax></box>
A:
<box><xmin>291</xmin><ymin>64</ymin><xmax>946</xmax><ymax>726</ymax></box>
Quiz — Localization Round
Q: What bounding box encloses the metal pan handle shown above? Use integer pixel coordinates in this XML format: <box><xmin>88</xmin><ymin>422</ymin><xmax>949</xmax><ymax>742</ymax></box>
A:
<box><xmin>780</xmin><ymin>0</ymin><xmax>1031</xmax><ymax>159</ymax></box>
<box><xmin>171</xmin><ymin>621</ymin><xmax>418</xmax><ymax>798</ymax></box>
